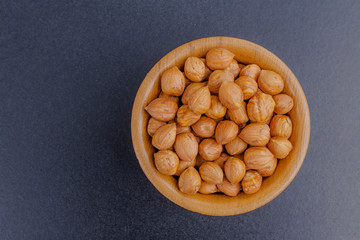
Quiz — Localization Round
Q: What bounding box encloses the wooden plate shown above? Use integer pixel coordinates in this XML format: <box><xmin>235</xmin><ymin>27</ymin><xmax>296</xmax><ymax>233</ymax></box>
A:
<box><xmin>131</xmin><ymin>37</ymin><xmax>310</xmax><ymax>216</ymax></box>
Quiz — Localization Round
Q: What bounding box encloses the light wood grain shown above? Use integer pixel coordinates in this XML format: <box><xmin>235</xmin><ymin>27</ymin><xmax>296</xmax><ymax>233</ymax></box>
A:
<box><xmin>131</xmin><ymin>37</ymin><xmax>310</xmax><ymax>216</ymax></box>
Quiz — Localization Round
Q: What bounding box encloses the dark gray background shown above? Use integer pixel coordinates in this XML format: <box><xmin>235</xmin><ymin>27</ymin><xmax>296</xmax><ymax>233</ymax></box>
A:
<box><xmin>1</xmin><ymin>0</ymin><xmax>359</xmax><ymax>239</ymax></box>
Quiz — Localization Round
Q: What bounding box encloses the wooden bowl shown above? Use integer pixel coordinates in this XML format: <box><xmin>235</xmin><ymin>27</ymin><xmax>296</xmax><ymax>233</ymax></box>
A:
<box><xmin>131</xmin><ymin>37</ymin><xmax>310</xmax><ymax>216</ymax></box>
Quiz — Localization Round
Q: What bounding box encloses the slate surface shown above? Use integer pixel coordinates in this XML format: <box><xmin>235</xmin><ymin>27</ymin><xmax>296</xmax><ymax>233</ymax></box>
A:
<box><xmin>1</xmin><ymin>1</ymin><xmax>360</xmax><ymax>239</ymax></box>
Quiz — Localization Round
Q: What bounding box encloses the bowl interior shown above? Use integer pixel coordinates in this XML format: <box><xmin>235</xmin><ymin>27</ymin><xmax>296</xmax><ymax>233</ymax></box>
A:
<box><xmin>131</xmin><ymin>37</ymin><xmax>310</xmax><ymax>216</ymax></box>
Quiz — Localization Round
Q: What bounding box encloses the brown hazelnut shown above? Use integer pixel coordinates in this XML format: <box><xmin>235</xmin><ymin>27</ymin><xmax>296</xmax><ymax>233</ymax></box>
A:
<box><xmin>152</xmin><ymin>123</ymin><xmax>176</xmax><ymax>150</ymax></box>
<box><xmin>247</xmin><ymin>92</ymin><xmax>275</xmax><ymax>123</ymax></box>
<box><xmin>199</xmin><ymin>58</ymin><xmax>212</xmax><ymax>79</ymax></box>
<box><xmin>273</xmin><ymin>94</ymin><xmax>294</xmax><ymax>114</ymax></box>
<box><xmin>176</xmin><ymin>123</ymin><xmax>191</xmax><ymax>135</ymax></box>
<box><xmin>188</xmin><ymin>86</ymin><xmax>211</xmax><ymax>114</ymax></box>
<box><xmin>244</xmin><ymin>147</ymin><xmax>274</xmax><ymax>170</ymax></box>
<box><xmin>235</xmin><ymin>75</ymin><xmax>258</xmax><ymax>100</ymax></box>
<box><xmin>194</xmin><ymin>134</ymin><xmax>202</xmax><ymax>144</ymax></box>
<box><xmin>225</xmin><ymin>137</ymin><xmax>248</xmax><ymax>155</ymax></box>
<box><xmin>174</xmin><ymin>132</ymin><xmax>198</xmax><ymax>162</ymax></box>
<box><xmin>184</xmin><ymin>57</ymin><xmax>207</xmax><ymax>82</ymax></box>
<box><xmin>191</xmin><ymin>116</ymin><xmax>216</xmax><ymax>138</ymax></box>
<box><xmin>176</xmin><ymin>105</ymin><xmax>201</xmax><ymax>127</ymax></box>
<box><xmin>217</xmin><ymin>178</ymin><xmax>241</xmax><ymax>197</ymax></box>
<box><xmin>199</xmin><ymin>138</ymin><xmax>223</xmax><ymax>161</ymax></box>
<box><xmin>199</xmin><ymin>181</ymin><xmax>218</xmax><ymax>194</ymax></box>
<box><xmin>206</xmin><ymin>48</ymin><xmax>235</xmax><ymax>70</ymax></box>
<box><xmin>161</xmin><ymin>66</ymin><xmax>185</xmax><ymax>96</ymax></box>
<box><xmin>208</xmin><ymin>70</ymin><xmax>234</xmax><ymax>94</ymax></box>
<box><xmin>174</xmin><ymin>157</ymin><xmax>196</xmax><ymax>176</ymax></box>
<box><xmin>239</xmin><ymin>64</ymin><xmax>261</xmax><ymax>81</ymax></box>
<box><xmin>147</xmin><ymin>117</ymin><xmax>166</xmax><ymax>137</ymax></box>
<box><xmin>178</xmin><ymin>167</ymin><xmax>201</xmax><ymax>194</ymax></box>
<box><xmin>205</xmin><ymin>95</ymin><xmax>227</xmax><ymax>119</ymax></box>
<box><xmin>145</xmin><ymin>98</ymin><xmax>178</xmax><ymax>122</ymax></box>
<box><xmin>215</xmin><ymin>120</ymin><xmax>239</xmax><ymax>145</ymax></box>
<box><xmin>154</xmin><ymin>150</ymin><xmax>179</xmax><ymax>175</ymax></box>
<box><xmin>224</xmin><ymin>157</ymin><xmax>246</xmax><ymax>184</ymax></box>
<box><xmin>270</xmin><ymin>115</ymin><xmax>292</xmax><ymax>138</ymax></box>
<box><xmin>239</xmin><ymin>123</ymin><xmax>270</xmax><ymax>146</ymax></box>
<box><xmin>218</xmin><ymin>81</ymin><xmax>244</xmax><ymax>109</ymax></box>
<box><xmin>241</xmin><ymin>170</ymin><xmax>262</xmax><ymax>194</ymax></box>
<box><xmin>195</xmin><ymin>154</ymin><xmax>208</xmax><ymax>168</ymax></box>
<box><xmin>257</xmin><ymin>157</ymin><xmax>277</xmax><ymax>177</ymax></box>
<box><xmin>181</xmin><ymin>82</ymin><xmax>206</xmax><ymax>105</ymax></box>
<box><xmin>213</xmin><ymin>153</ymin><xmax>230</xmax><ymax>169</ymax></box>
<box><xmin>238</xmin><ymin>63</ymin><xmax>245</xmax><ymax>71</ymax></box>
<box><xmin>158</xmin><ymin>91</ymin><xmax>180</xmax><ymax>105</ymax></box>
<box><xmin>224</xmin><ymin>59</ymin><xmax>241</xmax><ymax>78</ymax></box>
<box><xmin>258</xmin><ymin>70</ymin><xmax>284</xmax><ymax>95</ymax></box>
<box><xmin>227</xmin><ymin>101</ymin><xmax>248</xmax><ymax>124</ymax></box>
<box><xmin>183</xmin><ymin>73</ymin><xmax>192</xmax><ymax>87</ymax></box>
<box><xmin>267</xmin><ymin>137</ymin><xmax>293</xmax><ymax>159</ymax></box>
<box><xmin>199</xmin><ymin>162</ymin><xmax>224</xmax><ymax>184</ymax></box>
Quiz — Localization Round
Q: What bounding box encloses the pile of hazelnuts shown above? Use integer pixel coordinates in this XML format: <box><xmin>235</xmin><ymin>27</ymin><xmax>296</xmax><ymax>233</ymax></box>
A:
<box><xmin>145</xmin><ymin>48</ymin><xmax>294</xmax><ymax>196</ymax></box>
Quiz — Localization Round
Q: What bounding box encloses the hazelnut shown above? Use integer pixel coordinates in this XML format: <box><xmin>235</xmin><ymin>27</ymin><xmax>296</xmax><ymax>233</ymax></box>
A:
<box><xmin>208</xmin><ymin>70</ymin><xmax>234</xmax><ymax>94</ymax></box>
<box><xmin>214</xmin><ymin>153</ymin><xmax>230</xmax><ymax>169</ymax></box>
<box><xmin>267</xmin><ymin>137</ymin><xmax>293</xmax><ymax>159</ymax></box>
<box><xmin>239</xmin><ymin>64</ymin><xmax>261</xmax><ymax>81</ymax></box>
<box><xmin>161</xmin><ymin>66</ymin><xmax>185</xmax><ymax>96</ymax></box>
<box><xmin>152</xmin><ymin>123</ymin><xmax>176</xmax><ymax>150</ymax></box>
<box><xmin>215</xmin><ymin>120</ymin><xmax>239</xmax><ymax>145</ymax></box>
<box><xmin>176</xmin><ymin>105</ymin><xmax>201</xmax><ymax>127</ymax></box>
<box><xmin>205</xmin><ymin>95</ymin><xmax>227</xmax><ymax>119</ymax></box>
<box><xmin>194</xmin><ymin>134</ymin><xmax>202</xmax><ymax>144</ymax></box>
<box><xmin>258</xmin><ymin>70</ymin><xmax>284</xmax><ymax>95</ymax></box>
<box><xmin>176</xmin><ymin>123</ymin><xmax>191</xmax><ymax>135</ymax></box>
<box><xmin>244</xmin><ymin>147</ymin><xmax>274</xmax><ymax>170</ymax></box>
<box><xmin>174</xmin><ymin>132</ymin><xmax>198</xmax><ymax>162</ymax></box>
<box><xmin>183</xmin><ymin>73</ymin><xmax>192</xmax><ymax>87</ymax></box>
<box><xmin>224</xmin><ymin>59</ymin><xmax>241</xmax><ymax>78</ymax></box>
<box><xmin>175</xmin><ymin>157</ymin><xmax>196</xmax><ymax>176</ymax></box>
<box><xmin>241</xmin><ymin>170</ymin><xmax>262</xmax><ymax>194</ymax></box>
<box><xmin>158</xmin><ymin>91</ymin><xmax>180</xmax><ymax>105</ymax></box>
<box><xmin>238</xmin><ymin>63</ymin><xmax>245</xmax><ymax>71</ymax></box>
<box><xmin>191</xmin><ymin>116</ymin><xmax>216</xmax><ymax>138</ymax></box>
<box><xmin>273</xmin><ymin>94</ymin><xmax>294</xmax><ymax>114</ymax></box>
<box><xmin>264</xmin><ymin>112</ymin><xmax>274</xmax><ymax>125</ymax></box>
<box><xmin>195</xmin><ymin>154</ymin><xmax>208</xmax><ymax>168</ymax></box>
<box><xmin>188</xmin><ymin>86</ymin><xmax>211</xmax><ymax>114</ymax></box>
<box><xmin>199</xmin><ymin>181</ymin><xmax>218</xmax><ymax>194</ymax></box>
<box><xmin>218</xmin><ymin>81</ymin><xmax>244</xmax><ymax>109</ymax></box>
<box><xmin>178</xmin><ymin>167</ymin><xmax>201</xmax><ymax>195</ymax></box>
<box><xmin>154</xmin><ymin>150</ymin><xmax>179</xmax><ymax>175</ymax></box>
<box><xmin>239</xmin><ymin>123</ymin><xmax>270</xmax><ymax>146</ymax></box>
<box><xmin>199</xmin><ymin>138</ymin><xmax>223</xmax><ymax>161</ymax></box>
<box><xmin>227</xmin><ymin>101</ymin><xmax>248</xmax><ymax>124</ymax></box>
<box><xmin>145</xmin><ymin>97</ymin><xmax>178</xmax><ymax>121</ymax></box>
<box><xmin>199</xmin><ymin>162</ymin><xmax>224</xmax><ymax>184</ymax></box>
<box><xmin>147</xmin><ymin>117</ymin><xmax>166</xmax><ymax>137</ymax></box>
<box><xmin>270</xmin><ymin>115</ymin><xmax>292</xmax><ymax>138</ymax></box>
<box><xmin>181</xmin><ymin>82</ymin><xmax>206</xmax><ymax>105</ymax></box>
<box><xmin>217</xmin><ymin>178</ymin><xmax>241</xmax><ymax>197</ymax></box>
<box><xmin>235</xmin><ymin>75</ymin><xmax>258</xmax><ymax>100</ymax></box>
<box><xmin>199</xmin><ymin>58</ymin><xmax>212</xmax><ymax>79</ymax></box>
<box><xmin>247</xmin><ymin>92</ymin><xmax>275</xmax><ymax>123</ymax></box>
<box><xmin>257</xmin><ymin>157</ymin><xmax>277</xmax><ymax>177</ymax></box>
<box><xmin>206</xmin><ymin>48</ymin><xmax>235</xmax><ymax>70</ymax></box>
<box><xmin>224</xmin><ymin>157</ymin><xmax>246</xmax><ymax>184</ymax></box>
<box><xmin>225</xmin><ymin>137</ymin><xmax>248</xmax><ymax>155</ymax></box>
<box><xmin>184</xmin><ymin>57</ymin><xmax>207</xmax><ymax>82</ymax></box>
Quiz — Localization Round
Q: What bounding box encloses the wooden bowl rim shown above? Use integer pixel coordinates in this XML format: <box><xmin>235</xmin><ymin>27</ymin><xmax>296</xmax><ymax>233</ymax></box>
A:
<box><xmin>131</xmin><ymin>36</ymin><xmax>310</xmax><ymax>216</ymax></box>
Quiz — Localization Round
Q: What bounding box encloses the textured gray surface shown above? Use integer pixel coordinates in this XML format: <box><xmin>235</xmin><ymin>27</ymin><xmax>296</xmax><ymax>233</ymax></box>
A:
<box><xmin>1</xmin><ymin>0</ymin><xmax>360</xmax><ymax>239</ymax></box>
